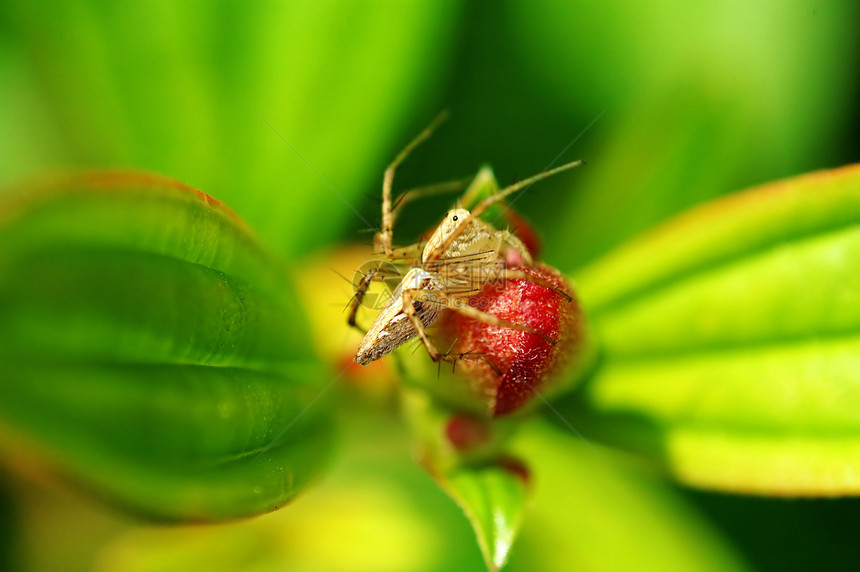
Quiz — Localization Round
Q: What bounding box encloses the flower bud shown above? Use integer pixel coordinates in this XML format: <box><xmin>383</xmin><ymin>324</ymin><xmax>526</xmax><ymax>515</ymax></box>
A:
<box><xmin>440</xmin><ymin>264</ymin><xmax>593</xmax><ymax>416</ymax></box>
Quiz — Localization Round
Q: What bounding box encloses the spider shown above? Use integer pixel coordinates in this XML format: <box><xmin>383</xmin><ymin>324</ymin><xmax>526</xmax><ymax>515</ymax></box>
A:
<box><xmin>348</xmin><ymin>113</ymin><xmax>582</xmax><ymax>368</ymax></box>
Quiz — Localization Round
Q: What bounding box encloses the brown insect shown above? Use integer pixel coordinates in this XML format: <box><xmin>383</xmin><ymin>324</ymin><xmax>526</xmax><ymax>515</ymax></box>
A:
<box><xmin>348</xmin><ymin>113</ymin><xmax>582</xmax><ymax>367</ymax></box>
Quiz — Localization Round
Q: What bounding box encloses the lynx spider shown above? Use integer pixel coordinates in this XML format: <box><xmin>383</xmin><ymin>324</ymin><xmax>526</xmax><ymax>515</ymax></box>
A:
<box><xmin>349</xmin><ymin>113</ymin><xmax>582</xmax><ymax>367</ymax></box>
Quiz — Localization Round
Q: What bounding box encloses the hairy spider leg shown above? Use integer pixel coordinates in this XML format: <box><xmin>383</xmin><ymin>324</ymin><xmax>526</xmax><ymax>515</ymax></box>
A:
<box><xmin>497</xmin><ymin>268</ymin><xmax>573</xmax><ymax>303</ymax></box>
<box><xmin>347</xmin><ymin>264</ymin><xmax>403</xmax><ymax>332</ymax></box>
<box><xmin>378</xmin><ymin>111</ymin><xmax>450</xmax><ymax>257</ymax></box>
<box><xmin>389</xmin><ymin>177</ymin><xmax>473</xmax><ymax>229</ymax></box>
<box><xmin>424</xmin><ymin>159</ymin><xmax>584</xmax><ymax>262</ymax></box>
<box><xmin>377</xmin><ymin>178</ymin><xmax>473</xmax><ymax>261</ymax></box>
<box><xmin>401</xmin><ymin>287</ymin><xmax>558</xmax><ymax>365</ymax></box>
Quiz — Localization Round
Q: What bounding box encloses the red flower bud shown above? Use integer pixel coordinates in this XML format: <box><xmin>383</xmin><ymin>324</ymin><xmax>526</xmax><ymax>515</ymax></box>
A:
<box><xmin>441</xmin><ymin>264</ymin><xmax>591</xmax><ymax>416</ymax></box>
<box><xmin>445</xmin><ymin>414</ymin><xmax>493</xmax><ymax>451</ymax></box>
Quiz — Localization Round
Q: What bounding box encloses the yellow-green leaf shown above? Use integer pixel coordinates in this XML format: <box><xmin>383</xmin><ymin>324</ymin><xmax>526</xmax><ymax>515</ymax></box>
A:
<box><xmin>569</xmin><ymin>164</ymin><xmax>860</xmax><ymax>495</ymax></box>
<box><xmin>505</xmin><ymin>423</ymin><xmax>747</xmax><ymax>572</ymax></box>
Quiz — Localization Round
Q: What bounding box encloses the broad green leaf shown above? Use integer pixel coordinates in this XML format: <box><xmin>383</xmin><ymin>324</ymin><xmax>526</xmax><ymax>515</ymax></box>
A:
<box><xmin>0</xmin><ymin>172</ymin><xmax>333</xmax><ymax>520</ymax></box>
<box><xmin>0</xmin><ymin>0</ymin><xmax>460</xmax><ymax>255</ymax></box>
<box><xmin>505</xmin><ymin>423</ymin><xmax>746</xmax><ymax>572</ymax></box>
<box><xmin>566</xmin><ymin>164</ymin><xmax>860</xmax><ymax>495</ymax></box>
<box><xmin>445</xmin><ymin>464</ymin><xmax>529</xmax><ymax>572</ymax></box>
<box><xmin>42</xmin><ymin>411</ymin><xmax>487</xmax><ymax>572</ymax></box>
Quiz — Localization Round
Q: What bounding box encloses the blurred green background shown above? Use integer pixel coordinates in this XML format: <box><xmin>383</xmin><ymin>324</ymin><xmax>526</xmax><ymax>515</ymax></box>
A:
<box><xmin>1</xmin><ymin>1</ymin><xmax>860</xmax><ymax>570</ymax></box>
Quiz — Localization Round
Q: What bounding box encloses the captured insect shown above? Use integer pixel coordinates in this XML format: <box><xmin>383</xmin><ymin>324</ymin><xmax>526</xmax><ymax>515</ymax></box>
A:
<box><xmin>348</xmin><ymin>112</ymin><xmax>583</xmax><ymax>369</ymax></box>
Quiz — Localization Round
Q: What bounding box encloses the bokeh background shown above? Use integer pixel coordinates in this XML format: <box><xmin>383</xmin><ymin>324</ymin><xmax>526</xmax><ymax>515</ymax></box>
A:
<box><xmin>1</xmin><ymin>1</ymin><xmax>859</xmax><ymax>570</ymax></box>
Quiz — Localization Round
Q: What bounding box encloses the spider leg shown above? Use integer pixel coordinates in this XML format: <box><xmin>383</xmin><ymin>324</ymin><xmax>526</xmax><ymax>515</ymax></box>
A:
<box><xmin>378</xmin><ymin>111</ymin><xmax>449</xmax><ymax>257</ymax></box>
<box><xmin>444</xmin><ymin>297</ymin><xmax>558</xmax><ymax>346</ymax></box>
<box><xmin>424</xmin><ymin>160</ymin><xmax>584</xmax><ymax>260</ymax></box>
<box><xmin>346</xmin><ymin>267</ymin><xmax>391</xmax><ymax>332</ymax></box>
<box><xmin>469</xmin><ymin>160</ymin><xmax>584</xmax><ymax>219</ymax></box>
<box><xmin>387</xmin><ymin>241</ymin><xmax>425</xmax><ymax>262</ymax></box>
<box><xmin>496</xmin><ymin>268</ymin><xmax>572</xmax><ymax>303</ymax></box>
<box><xmin>495</xmin><ymin>229</ymin><xmax>533</xmax><ymax>266</ymax></box>
<box><xmin>390</xmin><ymin>177</ymin><xmax>473</xmax><ymax>228</ymax></box>
<box><xmin>445</xmin><ymin>348</ymin><xmax>504</xmax><ymax>376</ymax></box>
<box><xmin>400</xmin><ymin>287</ymin><xmax>449</xmax><ymax>361</ymax></box>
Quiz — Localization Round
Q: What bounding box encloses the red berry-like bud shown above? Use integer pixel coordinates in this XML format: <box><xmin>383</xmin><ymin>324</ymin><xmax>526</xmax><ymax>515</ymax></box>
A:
<box><xmin>441</xmin><ymin>264</ymin><xmax>591</xmax><ymax>416</ymax></box>
<box><xmin>445</xmin><ymin>414</ymin><xmax>492</xmax><ymax>451</ymax></box>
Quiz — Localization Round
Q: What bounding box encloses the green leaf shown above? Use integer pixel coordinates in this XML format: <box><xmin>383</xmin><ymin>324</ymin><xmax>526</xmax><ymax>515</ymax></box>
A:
<box><xmin>48</xmin><ymin>411</ymin><xmax>489</xmax><ymax>572</ymax></box>
<box><xmin>0</xmin><ymin>172</ymin><xmax>333</xmax><ymax>520</ymax></box>
<box><xmin>505</xmin><ymin>423</ymin><xmax>747</xmax><ymax>572</ymax></box>
<box><xmin>567</xmin><ymin>164</ymin><xmax>860</xmax><ymax>495</ymax></box>
<box><xmin>445</xmin><ymin>463</ymin><xmax>529</xmax><ymax>572</ymax></box>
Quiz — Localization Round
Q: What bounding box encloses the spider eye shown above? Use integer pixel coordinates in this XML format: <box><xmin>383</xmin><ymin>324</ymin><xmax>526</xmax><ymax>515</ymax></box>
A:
<box><xmin>452</xmin><ymin>215</ymin><xmax>459</xmax><ymax>222</ymax></box>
